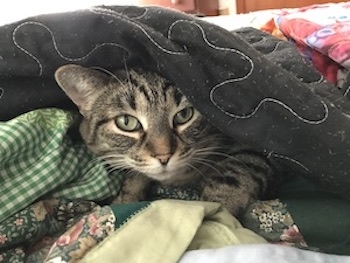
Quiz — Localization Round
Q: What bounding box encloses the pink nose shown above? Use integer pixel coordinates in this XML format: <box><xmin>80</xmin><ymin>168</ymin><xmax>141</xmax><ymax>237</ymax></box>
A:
<box><xmin>155</xmin><ymin>154</ymin><xmax>172</xmax><ymax>165</ymax></box>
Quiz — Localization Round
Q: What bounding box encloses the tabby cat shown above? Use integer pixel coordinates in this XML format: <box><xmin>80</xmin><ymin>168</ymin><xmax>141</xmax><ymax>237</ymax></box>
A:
<box><xmin>55</xmin><ymin>64</ymin><xmax>280</xmax><ymax>216</ymax></box>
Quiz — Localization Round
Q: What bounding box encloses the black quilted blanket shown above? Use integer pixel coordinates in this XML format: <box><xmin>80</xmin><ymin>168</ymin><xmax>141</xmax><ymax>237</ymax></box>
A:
<box><xmin>0</xmin><ymin>5</ymin><xmax>349</xmax><ymax>199</ymax></box>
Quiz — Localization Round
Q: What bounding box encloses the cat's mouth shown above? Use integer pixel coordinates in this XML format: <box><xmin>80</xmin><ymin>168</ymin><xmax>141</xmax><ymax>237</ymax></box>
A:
<box><xmin>140</xmin><ymin>166</ymin><xmax>200</xmax><ymax>187</ymax></box>
<box><xmin>127</xmin><ymin>153</ymin><xmax>198</xmax><ymax>184</ymax></box>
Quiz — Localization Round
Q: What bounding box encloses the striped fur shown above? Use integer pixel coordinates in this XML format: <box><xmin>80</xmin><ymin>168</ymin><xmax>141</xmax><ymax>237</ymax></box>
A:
<box><xmin>55</xmin><ymin>64</ymin><xmax>280</xmax><ymax>216</ymax></box>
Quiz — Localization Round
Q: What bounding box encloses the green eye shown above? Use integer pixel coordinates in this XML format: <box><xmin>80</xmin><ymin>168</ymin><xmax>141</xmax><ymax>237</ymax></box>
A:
<box><xmin>115</xmin><ymin>115</ymin><xmax>142</xmax><ymax>132</ymax></box>
<box><xmin>174</xmin><ymin>107</ymin><xmax>194</xmax><ymax>125</ymax></box>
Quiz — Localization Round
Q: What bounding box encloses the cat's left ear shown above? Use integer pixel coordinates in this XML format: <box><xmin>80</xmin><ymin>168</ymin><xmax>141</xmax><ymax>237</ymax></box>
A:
<box><xmin>54</xmin><ymin>64</ymin><xmax>109</xmax><ymax>116</ymax></box>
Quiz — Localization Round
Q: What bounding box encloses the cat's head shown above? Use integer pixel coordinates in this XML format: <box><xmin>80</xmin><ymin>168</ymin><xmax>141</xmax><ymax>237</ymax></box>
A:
<box><xmin>55</xmin><ymin>64</ymin><xmax>218</xmax><ymax>183</ymax></box>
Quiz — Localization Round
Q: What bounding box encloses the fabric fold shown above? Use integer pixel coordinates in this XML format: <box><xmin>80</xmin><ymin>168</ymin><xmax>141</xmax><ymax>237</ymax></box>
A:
<box><xmin>80</xmin><ymin>200</ymin><xmax>266</xmax><ymax>263</ymax></box>
<box><xmin>0</xmin><ymin>108</ymin><xmax>122</xmax><ymax>223</ymax></box>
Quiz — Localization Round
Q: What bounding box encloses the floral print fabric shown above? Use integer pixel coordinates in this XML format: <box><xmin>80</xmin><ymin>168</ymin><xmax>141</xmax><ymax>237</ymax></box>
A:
<box><xmin>242</xmin><ymin>200</ymin><xmax>308</xmax><ymax>249</ymax></box>
<box><xmin>44</xmin><ymin>206</ymin><xmax>116</xmax><ymax>263</ymax></box>
<box><xmin>0</xmin><ymin>199</ymin><xmax>96</xmax><ymax>262</ymax></box>
<box><xmin>0</xmin><ymin>196</ymin><xmax>308</xmax><ymax>262</ymax></box>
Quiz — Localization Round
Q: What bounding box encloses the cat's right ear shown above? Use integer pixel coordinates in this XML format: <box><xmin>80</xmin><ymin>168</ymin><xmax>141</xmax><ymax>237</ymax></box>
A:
<box><xmin>54</xmin><ymin>64</ymin><xmax>109</xmax><ymax>116</ymax></box>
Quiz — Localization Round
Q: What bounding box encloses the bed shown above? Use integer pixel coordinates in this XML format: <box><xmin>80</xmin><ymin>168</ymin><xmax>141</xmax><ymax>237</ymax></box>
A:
<box><xmin>0</xmin><ymin>1</ymin><xmax>349</xmax><ymax>262</ymax></box>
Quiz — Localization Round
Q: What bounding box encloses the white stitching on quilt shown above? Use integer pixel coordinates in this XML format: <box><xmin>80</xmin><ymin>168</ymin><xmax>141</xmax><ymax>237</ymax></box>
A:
<box><xmin>11</xmin><ymin>10</ymin><xmax>330</xmax><ymax>126</ymax></box>
<box><xmin>267</xmin><ymin>151</ymin><xmax>310</xmax><ymax>172</ymax></box>
<box><xmin>270</xmin><ymin>40</ymin><xmax>283</xmax><ymax>52</ymax></box>
<box><xmin>13</xmin><ymin>21</ymin><xmax>131</xmax><ymax>76</ymax></box>
<box><xmin>13</xmin><ymin>22</ymin><xmax>44</xmax><ymax>76</ymax></box>
<box><xmin>312</xmin><ymin>75</ymin><xmax>324</xmax><ymax>84</ymax></box>
<box><xmin>210</xmin><ymin>94</ymin><xmax>329</xmax><ymax>124</ymax></box>
<box><xmin>344</xmin><ymin>85</ymin><xmax>350</xmax><ymax>97</ymax></box>
<box><xmin>168</xmin><ymin>19</ymin><xmax>255</xmax><ymax>61</ymax></box>
<box><xmin>96</xmin><ymin>5</ymin><xmax>149</xmax><ymax>20</ymax></box>
<box><xmin>168</xmin><ymin>20</ymin><xmax>328</xmax><ymax>125</ymax></box>
<box><xmin>91</xmin><ymin>7</ymin><xmax>186</xmax><ymax>55</ymax></box>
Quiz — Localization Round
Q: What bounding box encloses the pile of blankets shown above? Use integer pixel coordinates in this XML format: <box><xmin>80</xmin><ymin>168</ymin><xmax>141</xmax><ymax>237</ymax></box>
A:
<box><xmin>1</xmin><ymin>3</ymin><xmax>350</xmax><ymax>261</ymax></box>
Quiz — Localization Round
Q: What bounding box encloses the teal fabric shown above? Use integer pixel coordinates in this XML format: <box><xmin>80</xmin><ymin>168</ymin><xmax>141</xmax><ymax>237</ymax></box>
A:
<box><xmin>111</xmin><ymin>201</ymin><xmax>151</xmax><ymax>228</ymax></box>
<box><xmin>279</xmin><ymin>178</ymin><xmax>350</xmax><ymax>255</ymax></box>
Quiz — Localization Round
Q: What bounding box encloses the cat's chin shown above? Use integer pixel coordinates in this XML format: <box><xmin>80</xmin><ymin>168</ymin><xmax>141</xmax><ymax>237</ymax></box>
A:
<box><xmin>142</xmin><ymin>166</ymin><xmax>194</xmax><ymax>185</ymax></box>
<box><xmin>144</xmin><ymin>169</ymin><xmax>182</xmax><ymax>181</ymax></box>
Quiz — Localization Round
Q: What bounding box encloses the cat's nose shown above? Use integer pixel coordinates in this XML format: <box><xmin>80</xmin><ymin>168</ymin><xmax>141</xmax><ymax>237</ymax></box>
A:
<box><xmin>155</xmin><ymin>153</ymin><xmax>172</xmax><ymax>165</ymax></box>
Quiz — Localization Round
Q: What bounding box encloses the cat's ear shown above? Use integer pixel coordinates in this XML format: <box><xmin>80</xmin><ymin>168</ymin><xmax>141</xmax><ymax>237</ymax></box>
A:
<box><xmin>54</xmin><ymin>64</ymin><xmax>109</xmax><ymax>116</ymax></box>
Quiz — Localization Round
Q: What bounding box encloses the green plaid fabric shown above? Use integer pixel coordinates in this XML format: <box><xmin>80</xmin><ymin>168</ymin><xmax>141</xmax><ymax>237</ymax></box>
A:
<box><xmin>0</xmin><ymin>109</ymin><xmax>122</xmax><ymax>223</ymax></box>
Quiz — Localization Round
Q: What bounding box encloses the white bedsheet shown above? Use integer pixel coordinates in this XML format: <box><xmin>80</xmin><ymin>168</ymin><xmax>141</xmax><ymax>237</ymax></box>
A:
<box><xmin>0</xmin><ymin>1</ymin><xmax>135</xmax><ymax>26</ymax></box>
<box><xmin>201</xmin><ymin>10</ymin><xmax>278</xmax><ymax>31</ymax></box>
<box><xmin>179</xmin><ymin>244</ymin><xmax>350</xmax><ymax>263</ymax></box>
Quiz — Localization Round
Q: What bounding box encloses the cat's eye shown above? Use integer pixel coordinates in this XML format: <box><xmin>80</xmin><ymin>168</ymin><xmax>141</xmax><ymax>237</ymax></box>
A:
<box><xmin>115</xmin><ymin>115</ymin><xmax>142</xmax><ymax>132</ymax></box>
<box><xmin>174</xmin><ymin>107</ymin><xmax>194</xmax><ymax>126</ymax></box>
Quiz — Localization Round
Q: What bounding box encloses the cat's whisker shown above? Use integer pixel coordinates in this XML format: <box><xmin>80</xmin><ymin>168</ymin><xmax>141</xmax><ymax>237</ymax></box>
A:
<box><xmin>101</xmin><ymin>159</ymin><xmax>127</xmax><ymax>169</ymax></box>
<box><xmin>129</xmin><ymin>170</ymin><xmax>143</xmax><ymax>179</ymax></box>
<box><xmin>198</xmin><ymin>150</ymin><xmax>254</xmax><ymax>172</ymax></box>
<box><xmin>195</xmin><ymin>150</ymin><xmax>234</xmax><ymax>159</ymax></box>
<box><xmin>99</xmin><ymin>153</ymin><xmax>125</xmax><ymax>159</ymax></box>
<box><xmin>87</xmin><ymin>155</ymin><xmax>109</xmax><ymax>165</ymax></box>
<box><xmin>185</xmin><ymin>163</ymin><xmax>207</xmax><ymax>182</ymax></box>
<box><xmin>92</xmin><ymin>66</ymin><xmax>126</xmax><ymax>87</ymax></box>
<box><xmin>98</xmin><ymin>155</ymin><xmax>127</xmax><ymax>166</ymax></box>
<box><xmin>193</xmin><ymin>148</ymin><xmax>222</xmax><ymax>156</ymax></box>
<box><xmin>191</xmin><ymin>158</ymin><xmax>226</xmax><ymax>179</ymax></box>
<box><xmin>106</xmin><ymin>163</ymin><xmax>131</xmax><ymax>175</ymax></box>
<box><xmin>84</xmin><ymin>156</ymin><xmax>125</xmax><ymax>174</ymax></box>
<box><xmin>192</xmin><ymin>157</ymin><xmax>224</xmax><ymax>168</ymax></box>
<box><xmin>105</xmin><ymin>159</ymin><xmax>129</xmax><ymax>168</ymax></box>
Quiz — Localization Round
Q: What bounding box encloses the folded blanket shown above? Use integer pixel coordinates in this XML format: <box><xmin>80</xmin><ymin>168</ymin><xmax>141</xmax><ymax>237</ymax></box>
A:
<box><xmin>79</xmin><ymin>200</ymin><xmax>266</xmax><ymax>263</ymax></box>
<box><xmin>2</xmin><ymin>196</ymin><xmax>307</xmax><ymax>262</ymax></box>
<box><xmin>0</xmin><ymin>109</ymin><xmax>122</xmax><ymax>223</ymax></box>
<box><xmin>275</xmin><ymin>2</ymin><xmax>350</xmax><ymax>86</ymax></box>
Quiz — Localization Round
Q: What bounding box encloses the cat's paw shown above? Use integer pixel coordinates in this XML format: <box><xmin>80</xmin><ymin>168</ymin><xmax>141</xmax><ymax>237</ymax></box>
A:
<box><xmin>200</xmin><ymin>182</ymin><xmax>251</xmax><ymax>216</ymax></box>
<box><xmin>112</xmin><ymin>174</ymin><xmax>152</xmax><ymax>204</ymax></box>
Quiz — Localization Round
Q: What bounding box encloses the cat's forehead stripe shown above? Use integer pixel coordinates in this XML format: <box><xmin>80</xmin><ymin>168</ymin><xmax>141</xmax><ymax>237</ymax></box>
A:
<box><xmin>138</xmin><ymin>84</ymin><xmax>151</xmax><ymax>102</ymax></box>
<box><xmin>127</xmin><ymin>92</ymin><xmax>137</xmax><ymax>110</ymax></box>
<box><xmin>172</xmin><ymin>88</ymin><xmax>184</xmax><ymax>106</ymax></box>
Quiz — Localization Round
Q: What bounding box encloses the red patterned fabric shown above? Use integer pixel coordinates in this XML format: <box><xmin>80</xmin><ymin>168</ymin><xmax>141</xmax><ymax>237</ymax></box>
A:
<box><xmin>276</xmin><ymin>2</ymin><xmax>350</xmax><ymax>85</ymax></box>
